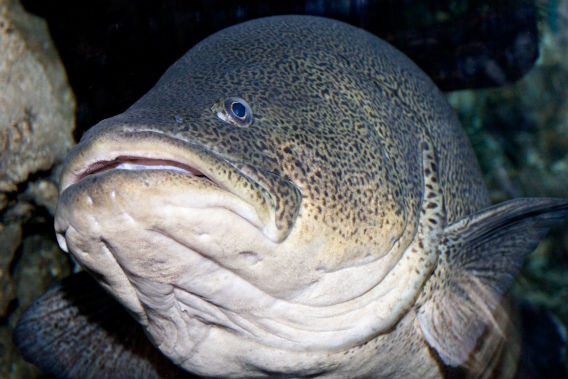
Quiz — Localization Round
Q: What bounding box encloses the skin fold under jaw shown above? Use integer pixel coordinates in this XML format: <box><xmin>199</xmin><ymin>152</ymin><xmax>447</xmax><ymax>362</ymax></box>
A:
<box><xmin>13</xmin><ymin>15</ymin><xmax>568</xmax><ymax>379</ymax></box>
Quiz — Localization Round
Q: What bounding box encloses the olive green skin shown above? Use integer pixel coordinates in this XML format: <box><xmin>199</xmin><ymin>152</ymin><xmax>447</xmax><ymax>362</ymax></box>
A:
<box><xmin>55</xmin><ymin>15</ymin><xmax>503</xmax><ymax>378</ymax></box>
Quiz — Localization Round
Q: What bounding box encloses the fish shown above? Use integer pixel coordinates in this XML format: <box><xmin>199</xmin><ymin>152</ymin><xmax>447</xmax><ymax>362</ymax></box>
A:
<box><xmin>14</xmin><ymin>15</ymin><xmax>568</xmax><ymax>378</ymax></box>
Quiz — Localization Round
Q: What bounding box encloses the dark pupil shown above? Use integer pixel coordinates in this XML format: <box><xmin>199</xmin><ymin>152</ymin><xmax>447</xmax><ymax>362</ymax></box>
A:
<box><xmin>231</xmin><ymin>102</ymin><xmax>246</xmax><ymax>118</ymax></box>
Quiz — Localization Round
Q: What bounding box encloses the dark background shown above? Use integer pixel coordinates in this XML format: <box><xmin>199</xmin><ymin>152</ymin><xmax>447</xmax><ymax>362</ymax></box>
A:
<box><xmin>20</xmin><ymin>0</ymin><xmax>540</xmax><ymax>140</ymax></box>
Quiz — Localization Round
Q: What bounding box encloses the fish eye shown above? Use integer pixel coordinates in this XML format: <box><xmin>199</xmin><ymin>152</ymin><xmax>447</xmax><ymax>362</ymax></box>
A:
<box><xmin>215</xmin><ymin>97</ymin><xmax>253</xmax><ymax>127</ymax></box>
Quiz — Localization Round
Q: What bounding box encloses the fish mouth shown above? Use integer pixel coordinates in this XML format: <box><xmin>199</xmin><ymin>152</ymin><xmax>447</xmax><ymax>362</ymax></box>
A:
<box><xmin>58</xmin><ymin>130</ymin><xmax>300</xmax><ymax>243</ymax></box>
<box><xmin>72</xmin><ymin>157</ymin><xmax>208</xmax><ymax>182</ymax></box>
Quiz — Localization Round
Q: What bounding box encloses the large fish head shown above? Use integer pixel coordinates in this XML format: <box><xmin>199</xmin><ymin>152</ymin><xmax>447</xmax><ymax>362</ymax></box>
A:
<box><xmin>54</xmin><ymin>15</ymin><xmax>430</xmax><ymax>374</ymax></box>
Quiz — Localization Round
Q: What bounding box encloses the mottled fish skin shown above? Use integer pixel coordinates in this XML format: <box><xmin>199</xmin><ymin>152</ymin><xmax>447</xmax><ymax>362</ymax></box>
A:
<box><xmin>66</xmin><ymin>13</ymin><xmax>489</xmax><ymax>241</ymax></box>
<box><xmin>14</xmin><ymin>15</ymin><xmax>568</xmax><ymax>379</ymax></box>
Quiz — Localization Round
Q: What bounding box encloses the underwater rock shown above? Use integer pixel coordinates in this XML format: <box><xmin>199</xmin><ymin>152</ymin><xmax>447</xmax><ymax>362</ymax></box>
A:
<box><xmin>0</xmin><ymin>0</ymin><xmax>75</xmax><ymax>377</ymax></box>
<box><xmin>0</xmin><ymin>223</ymin><xmax>21</xmax><ymax>315</ymax></box>
<box><xmin>0</xmin><ymin>0</ymin><xmax>74</xmax><ymax>195</ymax></box>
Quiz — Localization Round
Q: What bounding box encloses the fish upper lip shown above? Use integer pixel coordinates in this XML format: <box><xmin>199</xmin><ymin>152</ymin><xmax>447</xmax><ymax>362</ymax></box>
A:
<box><xmin>60</xmin><ymin>131</ymin><xmax>237</xmax><ymax>193</ymax></box>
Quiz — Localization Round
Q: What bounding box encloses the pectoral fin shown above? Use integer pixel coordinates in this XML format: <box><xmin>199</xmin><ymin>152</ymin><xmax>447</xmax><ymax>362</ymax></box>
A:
<box><xmin>13</xmin><ymin>272</ymin><xmax>194</xmax><ymax>379</ymax></box>
<box><xmin>417</xmin><ymin>198</ymin><xmax>568</xmax><ymax>367</ymax></box>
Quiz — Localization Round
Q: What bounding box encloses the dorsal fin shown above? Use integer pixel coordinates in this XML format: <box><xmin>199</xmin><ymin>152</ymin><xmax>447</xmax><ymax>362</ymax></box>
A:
<box><xmin>417</xmin><ymin>198</ymin><xmax>568</xmax><ymax>367</ymax></box>
<box><xmin>13</xmin><ymin>272</ymin><xmax>194</xmax><ymax>378</ymax></box>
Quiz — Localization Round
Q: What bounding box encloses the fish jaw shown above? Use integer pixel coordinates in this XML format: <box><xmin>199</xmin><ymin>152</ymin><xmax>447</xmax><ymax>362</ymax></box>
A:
<box><xmin>57</xmin><ymin>129</ymin><xmax>300</xmax><ymax>244</ymax></box>
<box><xmin>53</xmin><ymin>164</ymin><xmax>432</xmax><ymax>376</ymax></box>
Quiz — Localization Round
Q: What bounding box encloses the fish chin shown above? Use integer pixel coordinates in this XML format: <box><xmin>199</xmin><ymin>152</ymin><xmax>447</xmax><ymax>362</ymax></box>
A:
<box><xmin>55</xmin><ymin>166</ymin><xmax>270</xmax><ymax>320</ymax></box>
<box><xmin>54</xmin><ymin>167</ymin><xmax>426</xmax><ymax>372</ymax></box>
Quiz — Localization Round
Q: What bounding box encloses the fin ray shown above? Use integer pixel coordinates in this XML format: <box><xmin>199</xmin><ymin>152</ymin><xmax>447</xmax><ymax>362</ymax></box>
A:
<box><xmin>417</xmin><ymin>198</ymin><xmax>568</xmax><ymax>367</ymax></box>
